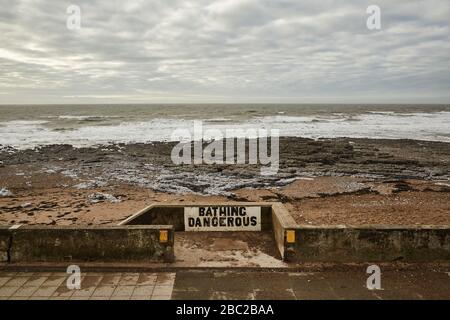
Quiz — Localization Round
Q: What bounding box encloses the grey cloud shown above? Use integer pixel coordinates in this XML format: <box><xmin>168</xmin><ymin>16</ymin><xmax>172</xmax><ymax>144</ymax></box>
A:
<box><xmin>0</xmin><ymin>0</ymin><xmax>449</xmax><ymax>104</ymax></box>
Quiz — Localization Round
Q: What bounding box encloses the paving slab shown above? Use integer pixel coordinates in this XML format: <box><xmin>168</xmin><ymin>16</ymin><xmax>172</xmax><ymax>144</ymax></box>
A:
<box><xmin>98</xmin><ymin>274</ymin><xmax>122</xmax><ymax>286</ymax></box>
<box><xmin>24</xmin><ymin>275</ymin><xmax>49</xmax><ymax>287</ymax></box>
<box><xmin>31</xmin><ymin>286</ymin><xmax>58</xmax><ymax>297</ymax></box>
<box><xmin>112</xmin><ymin>285</ymin><xmax>135</xmax><ymax>297</ymax></box>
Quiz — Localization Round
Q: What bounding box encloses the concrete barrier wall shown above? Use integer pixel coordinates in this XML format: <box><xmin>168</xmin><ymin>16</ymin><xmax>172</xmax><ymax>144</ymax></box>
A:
<box><xmin>0</xmin><ymin>226</ymin><xmax>11</xmax><ymax>263</ymax></box>
<box><xmin>292</xmin><ymin>225</ymin><xmax>450</xmax><ymax>262</ymax></box>
<box><xmin>2</xmin><ymin>203</ymin><xmax>449</xmax><ymax>264</ymax></box>
<box><xmin>8</xmin><ymin>225</ymin><xmax>174</xmax><ymax>263</ymax></box>
<box><xmin>120</xmin><ymin>203</ymin><xmax>273</xmax><ymax>231</ymax></box>
<box><xmin>122</xmin><ymin>206</ymin><xmax>185</xmax><ymax>230</ymax></box>
<box><xmin>271</xmin><ymin>203</ymin><xmax>297</xmax><ymax>260</ymax></box>
<box><xmin>120</xmin><ymin>203</ymin><xmax>450</xmax><ymax>263</ymax></box>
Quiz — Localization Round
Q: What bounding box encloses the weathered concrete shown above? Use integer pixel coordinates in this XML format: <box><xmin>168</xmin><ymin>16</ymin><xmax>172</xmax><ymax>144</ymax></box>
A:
<box><xmin>174</xmin><ymin>231</ymin><xmax>284</xmax><ymax>267</ymax></box>
<box><xmin>0</xmin><ymin>271</ymin><xmax>176</xmax><ymax>300</ymax></box>
<box><xmin>271</xmin><ymin>203</ymin><xmax>297</xmax><ymax>261</ymax></box>
<box><xmin>3</xmin><ymin>203</ymin><xmax>448</xmax><ymax>265</ymax></box>
<box><xmin>9</xmin><ymin>225</ymin><xmax>174</xmax><ymax>263</ymax></box>
<box><xmin>120</xmin><ymin>202</ymin><xmax>450</xmax><ymax>263</ymax></box>
<box><xmin>292</xmin><ymin>225</ymin><xmax>450</xmax><ymax>262</ymax></box>
<box><xmin>0</xmin><ymin>226</ymin><xmax>10</xmax><ymax>263</ymax></box>
<box><xmin>120</xmin><ymin>202</ymin><xmax>273</xmax><ymax>231</ymax></box>
<box><xmin>171</xmin><ymin>269</ymin><xmax>450</xmax><ymax>300</ymax></box>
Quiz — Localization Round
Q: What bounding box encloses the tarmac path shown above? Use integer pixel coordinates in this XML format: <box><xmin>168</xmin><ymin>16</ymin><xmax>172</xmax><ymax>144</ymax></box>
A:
<box><xmin>0</xmin><ymin>268</ymin><xmax>448</xmax><ymax>300</ymax></box>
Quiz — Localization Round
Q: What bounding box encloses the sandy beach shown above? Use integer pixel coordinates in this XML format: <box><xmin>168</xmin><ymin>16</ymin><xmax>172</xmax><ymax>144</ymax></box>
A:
<box><xmin>1</xmin><ymin>137</ymin><xmax>449</xmax><ymax>227</ymax></box>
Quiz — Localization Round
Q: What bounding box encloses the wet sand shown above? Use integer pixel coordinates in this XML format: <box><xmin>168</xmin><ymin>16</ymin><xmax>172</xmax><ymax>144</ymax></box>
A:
<box><xmin>0</xmin><ymin>137</ymin><xmax>449</xmax><ymax>226</ymax></box>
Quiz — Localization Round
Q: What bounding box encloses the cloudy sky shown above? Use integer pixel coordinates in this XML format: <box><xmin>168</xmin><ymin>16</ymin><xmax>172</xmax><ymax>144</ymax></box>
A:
<box><xmin>0</xmin><ymin>0</ymin><xmax>449</xmax><ymax>104</ymax></box>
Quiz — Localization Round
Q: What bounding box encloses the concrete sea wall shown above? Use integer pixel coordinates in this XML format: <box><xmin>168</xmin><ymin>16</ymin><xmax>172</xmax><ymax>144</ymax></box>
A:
<box><xmin>290</xmin><ymin>225</ymin><xmax>450</xmax><ymax>262</ymax></box>
<box><xmin>2</xmin><ymin>225</ymin><xmax>174</xmax><ymax>263</ymax></box>
<box><xmin>123</xmin><ymin>203</ymin><xmax>450</xmax><ymax>263</ymax></box>
<box><xmin>120</xmin><ymin>203</ymin><xmax>273</xmax><ymax>231</ymax></box>
<box><xmin>1</xmin><ymin>203</ymin><xmax>449</xmax><ymax>264</ymax></box>
<box><xmin>0</xmin><ymin>226</ymin><xmax>10</xmax><ymax>263</ymax></box>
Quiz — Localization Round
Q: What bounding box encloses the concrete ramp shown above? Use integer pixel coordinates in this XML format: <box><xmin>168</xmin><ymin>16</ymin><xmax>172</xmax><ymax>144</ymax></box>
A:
<box><xmin>174</xmin><ymin>231</ymin><xmax>286</xmax><ymax>268</ymax></box>
<box><xmin>119</xmin><ymin>202</ymin><xmax>295</xmax><ymax>263</ymax></box>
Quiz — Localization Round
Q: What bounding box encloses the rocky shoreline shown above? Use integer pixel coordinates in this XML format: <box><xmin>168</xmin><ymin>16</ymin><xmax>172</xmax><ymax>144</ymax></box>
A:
<box><xmin>0</xmin><ymin>137</ymin><xmax>449</xmax><ymax>226</ymax></box>
<box><xmin>1</xmin><ymin>137</ymin><xmax>449</xmax><ymax>195</ymax></box>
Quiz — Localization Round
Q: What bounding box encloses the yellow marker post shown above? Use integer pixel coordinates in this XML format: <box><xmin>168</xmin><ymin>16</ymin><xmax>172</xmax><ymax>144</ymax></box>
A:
<box><xmin>159</xmin><ymin>230</ymin><xmax>168</xmax><ymax>243</ymax></box>
<box><xmin>286</xmin><ymin>230</ymin><xmax>295</xmax><ymax>243</ymax></box>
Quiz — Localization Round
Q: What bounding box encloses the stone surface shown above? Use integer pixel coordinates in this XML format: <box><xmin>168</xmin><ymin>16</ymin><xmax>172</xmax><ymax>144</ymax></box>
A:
<box><xmin>9</xmin><ymin>226</ymin><xmax>174</xmax><ymax>263</ymax></box>
<box><xmin>0</xmin><ymin>271</ymin><xmax>175</xmax><ymax>300</ymax></box>
<box><xmin>0</xmin><ymin>227</ymin><xmax>10</xmax><ymax>263</ymax></box>
<box><xmin>171</xmin><ymin>269</ymin><xmax>450</xmax><ymax>300</ymax></box>
<box><xmin>293</xmin><ymin>226</ymin><xmax>450</xmax><ymax>262</ymax></box>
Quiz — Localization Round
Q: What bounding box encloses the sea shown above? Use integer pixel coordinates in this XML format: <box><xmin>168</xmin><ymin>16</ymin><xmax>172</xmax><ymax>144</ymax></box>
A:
<box><xmin>1</xmin><ymin>104</ymin><xmax>449</xmax><ymax>149</ymax></box>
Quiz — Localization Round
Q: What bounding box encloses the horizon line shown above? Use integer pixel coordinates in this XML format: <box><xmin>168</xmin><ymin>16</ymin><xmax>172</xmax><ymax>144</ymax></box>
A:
<box><xmin>0</xmin><ymin>102</ymin><xmax>449</xmax><ymax>106</ymax></box>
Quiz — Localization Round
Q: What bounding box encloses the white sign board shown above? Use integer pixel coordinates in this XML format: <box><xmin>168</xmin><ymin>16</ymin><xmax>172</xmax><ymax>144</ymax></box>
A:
<box><xmin>184</xmin><ymin>206</ymin><xmax>261</xmax><ymax>231</ymax></box>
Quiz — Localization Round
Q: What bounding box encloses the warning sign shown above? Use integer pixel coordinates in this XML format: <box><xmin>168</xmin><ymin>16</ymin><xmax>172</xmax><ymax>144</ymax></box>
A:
<box><xmin>184</xmin><ymin>206</ymin><xmax>261</xmax><ymax>231</ymax></box>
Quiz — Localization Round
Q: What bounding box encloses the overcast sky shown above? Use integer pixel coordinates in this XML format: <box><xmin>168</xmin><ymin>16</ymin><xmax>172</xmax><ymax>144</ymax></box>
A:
<box><xmin>0</xmin><ymin>0</ymin><xmax>449</xmax><ymax>104</ymax></box>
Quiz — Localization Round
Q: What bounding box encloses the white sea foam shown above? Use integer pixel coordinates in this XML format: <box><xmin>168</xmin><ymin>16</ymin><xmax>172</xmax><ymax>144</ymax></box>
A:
<box><xmin>0</xmin><ymin>112</ymin><xmax>449</xmax><ymax>149</ymax></box>
<box><xmin>0</xmin><ymin>187</ymin><xmax>13</xmax><ymax>196</ymax></box>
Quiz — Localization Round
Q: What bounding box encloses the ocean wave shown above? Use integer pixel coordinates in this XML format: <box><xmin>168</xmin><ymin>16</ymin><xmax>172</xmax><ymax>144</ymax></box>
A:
<box><xmin>0</xmin><ymin>120</ymin><xmax>49</xmax><ymax>125</ymax></box>
<box><xmin>47</xmin><ymin>115</ymin><xmax>122</xmax><ymax>120</ymax></box>
<box><xmin>1</xmin><ymin>111</ymin><xmax>449</xmax><ymax>149</ymax></box>
<box><xmin>368</xmin><ymin>111</ymin><xmax>396</xmax><ymax>115</ymax></box>
<box><xmin>204</xmin><ymin>118</ymin><xmax>233</xmax><ymax>123</ymax></box>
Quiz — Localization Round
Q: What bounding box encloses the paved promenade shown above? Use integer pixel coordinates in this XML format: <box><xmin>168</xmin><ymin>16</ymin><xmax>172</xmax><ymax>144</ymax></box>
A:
<box><xmin>0</xmin><ymin>269</ymin><xmax>448</xmax><ymax>300</ymax></box>
<box><xmin>0</xmin><ymin>271</ymin><xmax>175</xmax><ymax>300</ymax></box>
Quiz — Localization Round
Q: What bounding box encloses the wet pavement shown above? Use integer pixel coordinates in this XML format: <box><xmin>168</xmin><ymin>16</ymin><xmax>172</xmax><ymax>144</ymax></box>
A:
<box><xmin>171</xmin><ymin>270</ymin><xmax>450</xmax><ymax>300</ymax></box>
<box><xmin>0</xmin><ymin>269</ymin><xmax>449</xmax><ymax>300</ymax></box>
<box><xmin>0</xmin><ymin>272</ymin><xmax>175</xmax><ymax>300</ymax></box>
